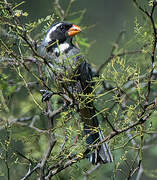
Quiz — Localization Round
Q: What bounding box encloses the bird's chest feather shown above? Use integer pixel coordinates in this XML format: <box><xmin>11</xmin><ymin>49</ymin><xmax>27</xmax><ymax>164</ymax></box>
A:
<box><xmin>45</xmin><ymin>47</ymin><xmax>84</xmax><ymax>95</ymax></box>
<box><xmin>47</xmin><ymin>45</ymin><xmax>82</xmax><ymax>73</ymax></box>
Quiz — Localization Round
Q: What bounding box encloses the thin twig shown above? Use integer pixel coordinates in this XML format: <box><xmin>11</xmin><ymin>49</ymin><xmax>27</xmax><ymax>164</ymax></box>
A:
<box><xmin>96</xmin><ymin>50</ymin><xmax>142</xmax><ymax>76</ymax></box>
<box><xmin>91</xmin><ymin>111</ymin><xmax>154</xmax><ymax>150</ymax></box>
<box><xmin>133</xmin><ymin>0</ymin><xmax>157</xmax><ymax>103</ymax></box>
<box><xmin>40</xmin><ymin>134</ymin><xmax>56</xmax><ymax>179</ymax></box>
<box><xmin>105</xmin><ymin>115</ymin><xmax>118</xmax><ymax>132</ymax></box>
<box><xmin>110</xmin><ymin>30</ymin><xmax>126</xmax><ymax>56</ymax></box>
<box><xmin>21</xmin><ymin>164</ymin><xmax>40</xmax><ymax>180</ymax></box>
<box><xmin>45</xmin><ymin>156</ymin><xmax>82</xmax><ymax>179</ymax></box>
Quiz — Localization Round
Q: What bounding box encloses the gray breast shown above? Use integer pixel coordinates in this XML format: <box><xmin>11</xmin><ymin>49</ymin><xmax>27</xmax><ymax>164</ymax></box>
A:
<box><xmin>40</xmin><ymin>43</ymin><xmax>84</xmax><ymax>81</ymax></box>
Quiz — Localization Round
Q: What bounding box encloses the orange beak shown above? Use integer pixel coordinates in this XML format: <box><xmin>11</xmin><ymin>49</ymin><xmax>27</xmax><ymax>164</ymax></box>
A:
<box><xmin>68</xmin><ymin>24</ymin><xmax>81</xmax><ymax>37</ymax></box>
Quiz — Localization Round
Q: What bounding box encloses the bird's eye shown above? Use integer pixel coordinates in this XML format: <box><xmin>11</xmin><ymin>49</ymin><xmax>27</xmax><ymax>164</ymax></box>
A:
<box><xmin>60</xmin><ymin>25</ymin><xmax>64</xmax><ymax>32</ymax></box>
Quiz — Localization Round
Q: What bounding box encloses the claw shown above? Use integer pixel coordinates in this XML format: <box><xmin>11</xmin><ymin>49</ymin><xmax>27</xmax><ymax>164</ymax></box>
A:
<box><xmin>40</xmin><ymin>89</ymin><xmax>53</xmax><ymax>102</ymax></box>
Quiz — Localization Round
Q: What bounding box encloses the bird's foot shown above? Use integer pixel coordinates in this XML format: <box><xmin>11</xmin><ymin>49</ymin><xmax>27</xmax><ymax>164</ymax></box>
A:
<box><xmin>40</xmin><ymin>89</ymin><xmax>54</xmax><ymax>102</ymax></box>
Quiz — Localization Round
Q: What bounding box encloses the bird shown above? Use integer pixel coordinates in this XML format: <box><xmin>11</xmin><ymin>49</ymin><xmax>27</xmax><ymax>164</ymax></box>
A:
<box><xmin>40</xmin><ymin>21</ymin><xmax>113</xmax><ymax>165</ymax></box>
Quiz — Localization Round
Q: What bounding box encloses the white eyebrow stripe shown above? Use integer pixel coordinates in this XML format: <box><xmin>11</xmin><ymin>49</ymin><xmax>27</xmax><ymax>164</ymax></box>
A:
<box><xmin>51</xmin><ymin>23</ymin><xmax>62</xmax><ymax>31</ymax></box>
<box><xmin>45</xmin><ymin>23</ymin><xmax>62</xmax><ymax>43</ymax></box>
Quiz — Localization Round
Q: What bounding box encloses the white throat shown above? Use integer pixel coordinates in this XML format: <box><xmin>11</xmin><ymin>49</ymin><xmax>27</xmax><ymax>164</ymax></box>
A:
<box><xmin>54</xmin><ymin>42</ymin><xmax>70</xmax><ymax>54</ymax></box>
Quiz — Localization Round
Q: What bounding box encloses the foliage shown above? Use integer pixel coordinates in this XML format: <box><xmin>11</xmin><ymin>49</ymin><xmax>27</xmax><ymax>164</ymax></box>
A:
<box><xmin>0</xmin><ymin>0</ymin><xmax>157</xmax><ymax>179</ymax></box>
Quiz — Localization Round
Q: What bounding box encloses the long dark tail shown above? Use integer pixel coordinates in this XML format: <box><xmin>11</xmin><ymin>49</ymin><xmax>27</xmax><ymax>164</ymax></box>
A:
<box><xmin>76</xmin><ymin>60</ymin><xmax>113</xmax><ymax>165</ymax></box>
<box><xmin>84</xmin><ymin>120</ymin><xmax>113</xmax><ymax>165</ymax></box>
<box><xmin>80</xmin><ymin>101</ymin><xmax>113</xmax><ymax>165</ymax></box>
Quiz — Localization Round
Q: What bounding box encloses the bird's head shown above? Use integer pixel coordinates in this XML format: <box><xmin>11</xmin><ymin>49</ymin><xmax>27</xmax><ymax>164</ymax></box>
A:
<box><xmin>43</xmin><ymin>21</ymin><xmax>81</xmax><ymax>53</ymax></box>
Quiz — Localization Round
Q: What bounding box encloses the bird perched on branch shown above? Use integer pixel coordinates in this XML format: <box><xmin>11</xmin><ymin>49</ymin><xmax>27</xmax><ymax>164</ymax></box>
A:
<box><xmin>41</xmin><ymin>21</ymin><xmax>113</xmax><ymax>164</ymax></box>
